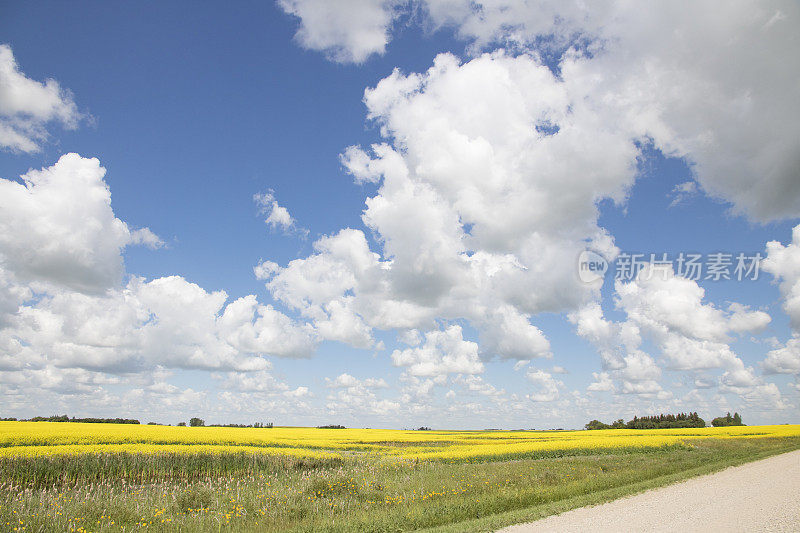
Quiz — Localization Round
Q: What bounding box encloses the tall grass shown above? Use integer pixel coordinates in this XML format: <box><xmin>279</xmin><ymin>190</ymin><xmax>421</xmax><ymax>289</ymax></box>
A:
<box><xmin>1</xmin><ymin>437</ymin><xmax>798</xmax><ymax>532</ymax></box>
<box><xmin>0</xmin><ymin>452</ymin><xmax>343</xmax><ymax>490</ymax></box>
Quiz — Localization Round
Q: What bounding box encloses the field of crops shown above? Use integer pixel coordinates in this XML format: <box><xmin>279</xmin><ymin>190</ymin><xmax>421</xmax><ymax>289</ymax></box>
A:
<box><xmin>2</xmin><ymin>421</ymin><xmax>799</xmax><ymax>461</ymax></box>
<box><xmin>2</xmin><ymin>423</ymin><xmax>799</xmax><ymax>532</ymax></box>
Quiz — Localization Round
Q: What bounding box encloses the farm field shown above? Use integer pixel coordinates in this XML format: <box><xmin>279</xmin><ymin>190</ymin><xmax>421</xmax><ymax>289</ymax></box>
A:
<box><xmin>1</xmin><ymin>422</ymin><xmax>799</xmax><ymax>532</ymax></box>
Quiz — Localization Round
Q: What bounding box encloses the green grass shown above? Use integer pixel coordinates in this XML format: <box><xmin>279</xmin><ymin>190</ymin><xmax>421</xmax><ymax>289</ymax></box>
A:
<box><xmin>0</xmin><ymin>453</ymin><xmax>343</xmax><ymax>490</ymax></box>
<box><xmin>1</xmin><ymin>437</ymin><xmax>798</xmax><ymax>532</ymax></box>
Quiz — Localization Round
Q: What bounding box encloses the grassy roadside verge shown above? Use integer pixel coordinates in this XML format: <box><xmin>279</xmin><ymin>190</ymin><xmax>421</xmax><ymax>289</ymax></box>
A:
<box><xmin>1</xmin><ymin>437</ymin><xmax>798</xmax><ymax>532</ymax></box>
<box><xmin>421</xmin><ymin>438</ymin><xmax>800</xmax><ymax>533</ymax></box>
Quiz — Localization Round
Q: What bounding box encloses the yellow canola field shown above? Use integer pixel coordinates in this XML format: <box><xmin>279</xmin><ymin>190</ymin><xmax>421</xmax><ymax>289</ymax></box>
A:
<box><xmin>1</xmin><ymin>422</ymin><xmax>798</xmax><ymax>461</ymax></box>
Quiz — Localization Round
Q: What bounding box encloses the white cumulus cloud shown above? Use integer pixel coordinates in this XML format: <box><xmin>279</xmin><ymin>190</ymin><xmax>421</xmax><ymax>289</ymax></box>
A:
<box><xmin>285</xmin><ymin>0</ymin><xmax>800</xmax><ymax>221</ymax></box>
<box><xmin>0</xmin><ymin>44</ymin><xmax>82</xmax><ymax>152</ymax></box>
<box><xmin>526</xmin><ymin>368</ymin><xmax>561</xmax><ymax>402</ymax></box>
<box><xmin>0</xmin><ymin>154</ymin><xmax>163</xmax><ymax>294</ymax></box>
<box><xmin>254</xmin><ymin>190</ymin><xmax>306</xmax><ymax>236</ymax></box>
<box><xmin>390</xmin><ymin>325</ymin><xmax>483</xmax><ymax>377</ymax></box>
<box><xmin>278</xmin><ymin>0</ymin><xmax>399</xmax><ymax>63</ymax></box>
<box><xmin>571</xmin><ymin>264</ymin><xmax>777</xmax><ymax>403</ymax></box>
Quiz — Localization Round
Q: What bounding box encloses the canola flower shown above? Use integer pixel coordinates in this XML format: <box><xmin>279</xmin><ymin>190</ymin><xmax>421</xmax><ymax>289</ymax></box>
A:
<box><xmin>1</xmin><ymin>428</ymin><xmax>799</xmax><ymax>532</ymax></box>
<box><xmin>0</xmin><ymin>442</ymin><xmax>337</xmax><ymax>459</ymax></box>
<box><xmin>0</xmin><ymin>421</ymin><xmax>798</xmax><ymax>462</ymax></box>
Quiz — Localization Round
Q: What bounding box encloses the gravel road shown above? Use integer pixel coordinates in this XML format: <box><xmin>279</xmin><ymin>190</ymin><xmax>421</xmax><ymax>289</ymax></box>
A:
<box><xmin>498</xmin><ymin>449</ymin><xmax>800</xmax><ymax>533</ymax></box>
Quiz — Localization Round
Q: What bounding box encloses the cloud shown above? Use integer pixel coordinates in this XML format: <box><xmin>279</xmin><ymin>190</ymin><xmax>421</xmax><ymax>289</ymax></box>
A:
<box><xmin>571</xmin><ymin>263</ymin><xmax>789</xmax><ymax>410</ymax></box>
<box><xmin>453</xmin><ymin>374</ymin><xmax>504</xmax><ymax>397</ymax></box>
<box><xmin>0</xmin><ymin>366</ymin><xmax>120</xmax><ymax>396</ymax></box>
<box><xmin>327</xmin><ymin>373</ymin><xmax>388</xmax><ymax>389</ymax></box>
<box><xmin>5</xmin><ymin>275</ymin><xmax>316</xmax><ymax>375</ymax></box>
<box><xmin>0</xmin><ymin>154</ymin><xmax>317</xmax><ymax>405</ymax></box>
<box><xmin>572</xmin><ymin>265</ymin><xmax>776</xmax><ymax>402</ymax></box>
<box><xmin>479</xmin><ymin>304</ymin><xmax>551</xmax><ymax>360</ymax></box>
<box><xmin>0</xmin><ymin>44</ymin><xmax>82</xmax><ymax>152</ymax></box>
<box><xmin>422</xmin><ymin>1</ymin><xmax>800</xmax><ymax>221</ymax></box>
<box><xmin>259</xmin><ymin>228</ymin><xmax>388</xmax><ymax>346</ymax></box>
<box><xmin>0</xmin><ymin>154</ymin><xmax>162</xmax><ymax>294</ymax></box>
<box><xmin>217</xmin><ymin>369</ymin><xmax>288</xmax><ymax>393</ymax></box>
<box><xmin>760</xmin><ymin>225</ymin><xmax>800</xmax><ymax>377</ymax></box>
<box><xmin>130</xmin><ymin>228</ymin><xmax>164</xmax><ymax>249</ymax></box>
<box><xmin>391</xmin><ymin>325</ymin><xmax>483</xmax><ymax>377</ymax></box>
<box><xmin>668</xmin><ymin>181</ymin><xmax>699</xmax><ymax>208</ymax></box>
<box><xmin>614</xmin><ymin>266</ymin><xmax>770</xmax><ymax>362</ymax></box>
<box><xmin>587</xmin><ymin>371</ymin><xmax>614</xmax><ymax>392</ymax></box>
<box><xmin>763</xmin><ymin>336</ymin><xmax>800</xmax><ymax>375</ymax></box>
<box><xmin>324</xmin><ymin>372</ymin><xmax>399</xmax><ymax>416</ymax></box>
<box><xmin>526</xmin><ymin>368</ymin><xmax>561</xmax><ymax>402</ymax></box>
<box><xmin>285</xmin><ymin>386</ymin><xmax>312</xmax><ymax>398</ymax></box>
<box><xmin>268</xmin><ymin>51</ymin><xmax>635</xmax><ymax>361</ymax></box>
<box><xmin>554</xmin><ymin>1</ymin><xmax>800</xmax><ymax>222</ymax></box>
<box><xmin>351</xmin><ymin>51</ymin><xmax>628</xmax><ymax>324</ymax></box>
<box><xmin>397</xmin><ymin>328</ymin><xmax>422</xmax><ymax>346</ymax></box>
<box><xmin>216</xmin><ymin>293</ymin><xmax>317</xmax><ymax>359</ymax></box>
<box><xmin>694</xmin><ymin>377</ymin><xmax>715</xmax><ymax>389</ymax></box>
<box><xmin>285</xmin><ymin>1</ymin><xmax>800</xmax><ymax>221</ymax></box>
<box><xmin>254</xmin><ymin>190</ymin><xmax>306</xmax><ymax>236</ymax></box>
<box><xmin>763</xmin><ymin>224</ymin><xmax>800</xmax><ymax>330</ymax></box>
<box><xmin>0</xmin><ymin>273</ymin><xmax>319</xmax><ymax>417</ymax></box>
<box><xmin>278</xmin><ymin>0</ymin><xmax>399</xmax><ymax>63</ymax></box>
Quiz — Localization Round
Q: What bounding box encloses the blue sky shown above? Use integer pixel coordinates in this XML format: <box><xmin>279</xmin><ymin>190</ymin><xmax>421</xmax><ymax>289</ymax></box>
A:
<box><xmin>0</xmin><ymin>1</ymin><xmax>798</xmax><ymax>428</ymax></box>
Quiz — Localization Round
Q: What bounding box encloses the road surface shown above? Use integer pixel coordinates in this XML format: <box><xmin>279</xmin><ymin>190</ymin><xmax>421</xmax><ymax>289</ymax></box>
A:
<box><xmin>498</xmin><ymin>449</ymin><xmax>800</xmax><ymax>533</ymax></box>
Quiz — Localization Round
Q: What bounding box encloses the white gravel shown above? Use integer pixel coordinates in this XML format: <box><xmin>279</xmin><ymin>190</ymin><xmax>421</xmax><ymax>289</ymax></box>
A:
<box><xmin>497</xmin><ymin>449</ymin><xmax>800</xmax><ymax>533</ymax></box>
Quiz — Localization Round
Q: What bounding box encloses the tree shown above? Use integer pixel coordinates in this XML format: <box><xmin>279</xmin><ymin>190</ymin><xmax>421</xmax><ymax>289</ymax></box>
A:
<box><xmin>712</xmin><ymin>412</ymin><xmax>744</xmax><ymax>427</ymax></box>
<box><xmin>189</xmin><ymin>417</ymin><xmax>205</xmax><ymax>427</ymax></box>
<box><xmin>592</xmin><ymin>413</ymin><xmax>705</xmax><ymax>430</ymax></box>
<box><xmin>585</xmin><ymin>420</ymin><xmax>610</xmax><ymax>430</ymax></box>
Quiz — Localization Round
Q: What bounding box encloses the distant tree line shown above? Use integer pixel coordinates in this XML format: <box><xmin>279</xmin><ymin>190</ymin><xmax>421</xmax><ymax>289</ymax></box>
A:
<box><xmin>711</xmin><ymin>412</ymin><xmax>744</xmax><ymax>427</ymax></box>
<box><xmin>205</xmin><ymin>422</ymin><xmax>273</xmax><ymax>428</ymax></box>
<box><xmin>180</xmin><ymin>418</ymin><xmax>275</xmax><ymax>428</ymax></box>
<box><xmin>1</xmin><ymin>415</ymin><xmax>275</xmax><ymax>428</ymax></box>
<box><xmin>3</xmin><ymin>415</ymin><xmax>141</xmax><ymax>424</ymax></box>
<box><xmin>585</xmin><ymin>412</ymin><xmax>706</xmax><ymax>430</ymax></box>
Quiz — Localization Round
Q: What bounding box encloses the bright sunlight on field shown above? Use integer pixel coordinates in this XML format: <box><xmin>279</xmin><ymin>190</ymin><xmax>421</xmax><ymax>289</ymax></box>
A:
<box><xmin>1</xmin><ymin>422</ymin><xmax>799</xmax><ymax>461</ymax></box>
<box><xmin>1</xmin><ymin>423</ymin><xmax>799</xmax><ymax>532</ymax></box>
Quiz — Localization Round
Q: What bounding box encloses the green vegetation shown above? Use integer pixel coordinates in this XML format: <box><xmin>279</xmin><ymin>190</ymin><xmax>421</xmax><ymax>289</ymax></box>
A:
<box><xmin>206</xmin><ymin>422</ymin><xmax>274</xmax><ymax>428</ymax></box>
<box><xmin>712</xmin><ymin>412</ymin><xmax>744</xmax><ymax>427</ymax></box>
<box><xmin>0</xmin><ymin>453</ymin><xmax>343</xmax><ymax>490</ymax></box>
<box><xmin>1</xmin><ymin>437</ymin><xmax>797</xmax><ymax>532</ymax></box>
<box><xmin>585</xmin><ymin>412</ymin><xmax>705</xmax><ymax>430</ymax></box>
<box><xmin>7</xmin><ymin>414</ymin><xmax>142</xmax><ymax>424</ymax></box>
<box><xmin>4</xmin><ymin>415</ymin><xmax>277</xmax><ymax>428</ymax></box>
